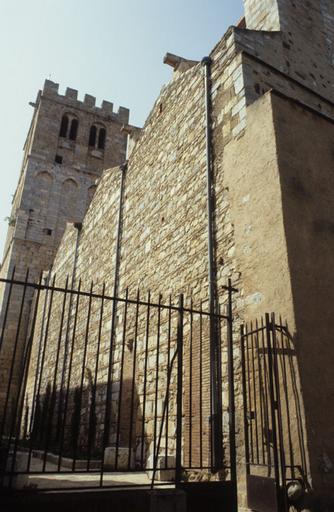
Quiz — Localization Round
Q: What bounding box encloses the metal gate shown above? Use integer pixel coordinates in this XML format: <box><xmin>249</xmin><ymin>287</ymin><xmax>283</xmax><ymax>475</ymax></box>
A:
<box><xmin>0</xmin><ymin>271</ymin><xmax>237</xmax><ymax>510</ymax></box>
<box><xmin>241</xmin><ymin>314</ymin><xmax>308</xmax><ymax>512</ymax></box>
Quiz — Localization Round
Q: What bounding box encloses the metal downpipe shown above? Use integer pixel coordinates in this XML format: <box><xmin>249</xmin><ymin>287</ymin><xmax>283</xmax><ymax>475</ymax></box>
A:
<box><xmin>201</xmin><ymin>56</ymin><xmax>223</xmax><ymax>472</ymax></box>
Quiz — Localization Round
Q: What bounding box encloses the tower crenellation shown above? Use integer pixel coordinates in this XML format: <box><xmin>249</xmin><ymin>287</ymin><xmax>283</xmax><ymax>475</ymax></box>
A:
<box><xmin>42</xmin><ymin>79</ymin><xmax>129</xmax><ymax>122</ymax></box>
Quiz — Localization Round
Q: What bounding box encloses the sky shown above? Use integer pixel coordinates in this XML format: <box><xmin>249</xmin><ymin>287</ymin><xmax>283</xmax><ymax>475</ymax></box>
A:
<box><xmin>0</xmin><ymin>0</ymin><xmax>244</xmax><ymax>258</ymax></box>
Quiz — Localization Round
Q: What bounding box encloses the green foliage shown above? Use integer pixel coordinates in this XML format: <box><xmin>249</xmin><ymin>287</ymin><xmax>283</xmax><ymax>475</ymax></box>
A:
<box><xmin>4</xmin><ymin>216</ymin><xmax>16</xmax><ymax>227</ymax></box>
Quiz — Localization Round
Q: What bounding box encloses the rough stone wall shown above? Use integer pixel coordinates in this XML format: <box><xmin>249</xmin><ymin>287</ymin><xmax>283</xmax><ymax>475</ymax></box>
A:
<box><xmin>223</xmin><ymin>88</ymin><xmax>334</xmax><ymax>503</ymax></box>
<box><xmin>24</xmin><ymin>28</ymin><xmax>247</xmax><ymax>481</ymax></box>
<box><xmin>243</xmin><ymin>0</ymin><xmax>334</xmax><ymax>107</ymax></box>
<box><xmin>244</xmin><ymin>0</ymin><xmax>281</xmax><ymax>31</ymax></box>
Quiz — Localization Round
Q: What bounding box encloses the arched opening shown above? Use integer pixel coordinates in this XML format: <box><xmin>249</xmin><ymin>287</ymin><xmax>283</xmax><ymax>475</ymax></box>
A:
<box><xmin>69</xmin><ymin>118</ymin><xmax>79</xmax><ymax>141</ymax></box>
<box><xmin>59</xmin><ymin>115</ymin><xmax>69</xmax><ymax>138</ymax></box>
<box><xmin>98</xmin><ymin>128</ymin><xmax>106</xmax><ymax>150</ymax></box>
<box><xmin>89</xmin><ymin>125</ymin><xmax>97</xmax><ymax>147</ymax></box>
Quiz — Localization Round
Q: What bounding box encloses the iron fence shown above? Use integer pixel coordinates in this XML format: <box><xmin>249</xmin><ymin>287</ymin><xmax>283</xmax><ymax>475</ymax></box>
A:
<box><xmin>241</xmin><ymin>314</ymin><xmax>308</xmax><ymax>512</ymax></box>
<box><xmin>0</xmin><ymin>270</ymin><xmax>237</xmax><ymax>492</ymax></box>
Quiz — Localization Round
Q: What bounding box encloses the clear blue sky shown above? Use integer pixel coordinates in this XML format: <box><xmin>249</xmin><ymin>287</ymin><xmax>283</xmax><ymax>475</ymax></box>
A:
<box><xmin>0</xmin><ymin>0</ymin><xmax>244</xmax><ymax>258</ymax></box>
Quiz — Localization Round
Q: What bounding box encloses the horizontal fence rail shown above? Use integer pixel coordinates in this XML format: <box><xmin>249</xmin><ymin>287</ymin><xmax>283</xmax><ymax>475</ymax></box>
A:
<box><xmin>0</xmin><ymin>270</ymin><xmax>237</xmax><ymax>492</ymax></box>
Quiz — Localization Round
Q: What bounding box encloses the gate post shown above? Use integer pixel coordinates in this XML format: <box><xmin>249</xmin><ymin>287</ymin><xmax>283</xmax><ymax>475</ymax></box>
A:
<box><xmin>175</xmin><ymin>294</ymin><xmax>184</xmax><ymax>486</ymax></box>
<box><xmin>240</xmin><ymin>324</ymin><xmax>250</xmax><ymax>477</ymax></box>
<box><xmin>265</xmin><ymin>313</ymin><xmax>281</xmax><ymax>506</ymax></box>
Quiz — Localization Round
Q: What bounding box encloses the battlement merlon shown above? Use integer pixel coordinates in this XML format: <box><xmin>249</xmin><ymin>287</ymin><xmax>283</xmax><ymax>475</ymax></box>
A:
<box><xmin>41</xmin><ymin>79</ymin><xmax>129</xmax><ymax>123</ymax></box>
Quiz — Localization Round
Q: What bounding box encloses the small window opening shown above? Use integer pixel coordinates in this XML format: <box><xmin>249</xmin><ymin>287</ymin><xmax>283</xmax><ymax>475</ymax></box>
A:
<box><xmin>44</xmin><ymin>228</ymin><xmax>52</xmax><ymax>236</ymax></box>
<box><xmin>89</xmin><ymin>125</ymin><xmax>97</xmax><ymax>147</ymax></box>
<box><xmin>98</xmin><ymin>128</ymin><xmax>106</xmax><ymax>150</ymax></box>
<box><xmin>55</xmin><ymin>155</ymin><xmax>63</xmax><ymax>164</ymax></box>
<box><xmin>59</xmin><ymin>115</ymin><xmax>69</xmax><ymax>137</ymax></box>
<box><xmin>69</xmin><ymin>118</ymin><xmax>79</xmax><ymax>141</ymax></box>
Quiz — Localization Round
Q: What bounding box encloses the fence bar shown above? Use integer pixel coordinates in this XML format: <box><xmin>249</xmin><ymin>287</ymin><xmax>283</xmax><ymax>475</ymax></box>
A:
<box><xmin>42</xmin><ymin>276</ymin><xmax>69</xmax><ymax>472</ymax></box>
<box><xmin>100</xmin><ymin>285</ymin><xmax>118</xmax><ymax>485</ymax></box>
<box><xmin>271</xmin><ymin>313</ymin><xmax>288</xmax><ymax>509</ymax></box>
<box><xmin>265</xmin><ymin>313</ymin><xmax>281</xmax><ymax>505</ymax></box>
<box><xmin>165</xmin><ymin>295</ymin><xmax>172</xmax><ymax>466</ymax></box>
<box><xmin>199</xmin><ymin>300</ymin><xmax>203</xmax><ymax>468</ymax></box>
<box><xmin>250</xmin><ymin>321</ymin><xmax>259</xmax><ymax>464</ymax></box>
<box><xmin>255</xmin><ymin>319</ymin><xmax>266</xmax><ymax>466</ymax></box>
<box><xmin>227</xmin><ymin>279</ymin><xmax>237</xmax><ymax>499</ymax></box>
<box><xmin>260</xmin><ymin>317</ymin><xmax>271</xmax><ymax>471</ymax></box>
<box><xmin>128</xmin><ymin>289</ymin><xmax>140</xmax><ymax>470</ymax></box>
<box><xmin>188</xmin><ymin>298</ymin><xmax>193</xmax><ymax>468</ymax></box>
<box><xmin>175</xmin><ymin>294</ymin><xmax>184</xmax><ymax>486</ymax></box>
<box><xmin>241</xmin><ymin>324</ymin><xmax>250</xmax><ymax>475</ymax></box>
<box><xmin>0</xmin><ymin>276</ymin><xmax>229</xmax><ymax>319</ymax></box>
<box><xmin>72</xmin><ymin>281</ymin><xmax>94</xmax><ymax>471</ymax></box>
<box><xmin>87</xmin><ymin>282</ymin><xmax>105</xmax><ymax>471</ymax></box>
<box><xmin>279</xmin><ymin>315</ymin><xmax>295</xmax><ymax>479</ymax></box>
<box><xmin>57</xmin><ymin>279</ymin><xmax>82</xmax><ymax>470</ymax></box>
<box><xmin>115</xmin><ymin>288</ymin><xmax>129</xmax><ymax>471</ymax></box>
<box><xmin>153</xmin><ymin>294</ymin><xmax>162</xmax><ymax>462</ymax></box>
<box><xmin>26</xmin><ymin>273</ymin><xmax>53</xmax><ymax>472</ymax></box>
<box><xmin>140</xmin><ymin>290</ymin><xmax>150</xmax><ymax>469</ymax></box>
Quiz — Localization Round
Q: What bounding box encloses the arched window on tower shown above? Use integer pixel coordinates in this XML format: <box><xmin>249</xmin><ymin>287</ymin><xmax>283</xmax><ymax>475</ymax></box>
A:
<box><xmin>59</xmin><ymin>115</ymin><xmax>69</xmax><ymax>137</ymax></box>
<box><xmin>98</xmin><ymin>128</ymin><xmax>106</xmax><ymax>150</ymax></box>
<box><xmin>69</xmin><ymin>118</ymin><xmax>79</xmax><ymax>141</ymax></box>
<box><xmin>89</xmin><ymin>125</ymin><xmax>97</xmax><ymax>147</ymax></box>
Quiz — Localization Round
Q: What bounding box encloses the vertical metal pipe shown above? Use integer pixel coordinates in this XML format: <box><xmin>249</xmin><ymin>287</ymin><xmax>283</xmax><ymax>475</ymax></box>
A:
<box><xmin>112</xmin><ymin>163</ymin><xmax>127</xmax><ymax>301</ymax></box>
<box><xmin>100</xmin><ymin>162</ymin><xmax>127</xmax><ymax>482</ymax></box>
<box><xmin>201</xmin><ymin>55</ymin><xmax>223</xmax><ymax>472</ymax></box>
<box><xmin>57</xmin><ymin>223</ymin><xmax>82</xmax><ymax>437</ymax></box>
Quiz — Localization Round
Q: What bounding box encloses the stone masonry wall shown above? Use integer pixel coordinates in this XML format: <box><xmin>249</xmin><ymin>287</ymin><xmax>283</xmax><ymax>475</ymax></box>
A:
<box><xmin>24</xmin><ymin>28</ymin><xmax>248</xmax><ymax>484</ymax></box>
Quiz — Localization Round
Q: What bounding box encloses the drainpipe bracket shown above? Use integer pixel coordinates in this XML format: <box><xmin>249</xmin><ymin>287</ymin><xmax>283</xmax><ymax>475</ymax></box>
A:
<box><xmin>201</xmin><ymin>56</ymin><xmax>212</xmax><ymax>67</ymax></box>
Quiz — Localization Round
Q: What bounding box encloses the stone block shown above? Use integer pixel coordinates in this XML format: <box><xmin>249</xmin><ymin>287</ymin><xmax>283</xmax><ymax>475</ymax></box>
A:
<box><xmin>103</xmin><ymin>446</ymin><xmax>134</xmax><ymax>470</ymax></box>
<box><xmin>147</xmin><ymin>455</ymin><xmax>176</xmax><ymax>482</ymax></box>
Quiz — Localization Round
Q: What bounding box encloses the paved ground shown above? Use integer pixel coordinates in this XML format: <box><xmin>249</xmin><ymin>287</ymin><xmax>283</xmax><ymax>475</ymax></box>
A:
<box><xmin>7</xmin><ymin>451</ymin><xmax>172</xmax><ymax>490</ymax></box>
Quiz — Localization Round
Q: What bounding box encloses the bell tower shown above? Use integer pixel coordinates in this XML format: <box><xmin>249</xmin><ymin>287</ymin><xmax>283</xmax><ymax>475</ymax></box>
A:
<box><xmin>0</xmin><ymin>80</ymin><xmax>129</xmax><ymax>417</ymax></box>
